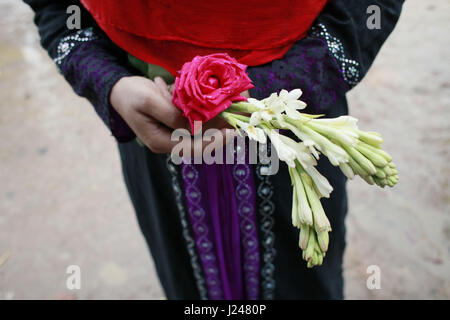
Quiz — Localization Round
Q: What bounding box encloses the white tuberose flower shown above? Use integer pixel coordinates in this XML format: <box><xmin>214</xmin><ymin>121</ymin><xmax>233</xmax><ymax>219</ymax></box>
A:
<box><xmin>235</xmin><ymin>119</ymin><xmax>267</xmax><ymax>144</ymax></box>
<box><xmin>265</xmin><ymin>129</ymin><xmax>317</xmax><ymax>169</ymax></box>
<box><xmin>314</xmin><ymin>115</ymin><xmax>359</xmax><ymax>130</ymax></box>
<box><xmin>247</xmin><ymin>89</ymin><xmax>307</xmax><ymax>126</ymax></box>
<box><xmin>303</xmin><ymin>165</ymin><xmax>333</xmax><ymax>198</ymax></box>
<box><xmin>278</xmin><ymin>135</ymin><xmax>317</xmax><ymax>169</ymax></box>
<box><xmin>278</xmin><ymin>89</ymin><xmax>307</xmax><ymax>120</ymax></box>
<box><xmin>248</xmin><ymin>95</ymin><xmax>285</xmax><ymax>126</ymax></box>
<box><xmin>265</xmin><ymin>129</ymin><xmax>298</xmax><ymax>168</ymax></box>
<box><xmin>283</xmin><ymin>121</ymin><xmax>349</xmax><ymax>166</ymax></box>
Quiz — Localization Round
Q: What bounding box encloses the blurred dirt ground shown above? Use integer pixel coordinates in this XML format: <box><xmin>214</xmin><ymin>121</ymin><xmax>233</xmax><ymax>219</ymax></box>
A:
<box><xmin>0</xmin><ymin>0</ymin><xmax>449</xmax><ymax>299</ymax></box>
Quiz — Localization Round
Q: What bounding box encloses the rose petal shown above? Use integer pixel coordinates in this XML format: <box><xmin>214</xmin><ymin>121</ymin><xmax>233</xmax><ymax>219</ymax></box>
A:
<box><xmin>172</xmin><ymin>53</ymin><xmax>254</xmax><ymax>127</ymax></box>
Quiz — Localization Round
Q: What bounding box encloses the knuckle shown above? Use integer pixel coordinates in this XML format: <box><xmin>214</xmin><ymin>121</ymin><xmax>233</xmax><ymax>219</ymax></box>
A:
<box><xmin>164</xmin><ymin>110</ymin><xmax>182</xmax><ymax>129</ymax></box>
<box><xmin>141</xmin><ymin>94</ymin><xmax>154</xmax><ymax>111</ymax></box>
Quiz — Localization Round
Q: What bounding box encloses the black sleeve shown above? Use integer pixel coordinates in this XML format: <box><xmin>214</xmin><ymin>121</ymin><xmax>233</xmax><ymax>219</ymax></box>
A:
<box><xmin>23</xmin><ymin>0</ymin><xmax>136</xmax><ymax>142</ymax></box>
<box><xmin>248</xmin><ymin>0</ymin><xmax>404</xmax><ymax>113</ymax></box>
<box><xmin>23</xmin><ymin>0</ymin><xmax>94</xmax><ymax>56</ymax></box>
<box><xmin>318</xmin><ymin>0</ymin><xmax>403</xmax><ymax>82</ymax></box>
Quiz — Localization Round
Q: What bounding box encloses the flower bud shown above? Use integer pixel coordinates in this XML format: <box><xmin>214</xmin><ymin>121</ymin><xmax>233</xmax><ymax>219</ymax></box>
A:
<box><xmin>317</xmin><ymin>231</ymin><xmax>329</xmax><ymax>252</ymax></box>
<box><xmin>299</xmin><ymin>224</ymin><xmax>310</xmax><ymax>250</ymax></box>
<box><xmin>293</xmin><ymin>169</ymin><xmax>313</xmax><ymax>226</ymax></box>
<box><xmin>339</xmin><ymin>163</ymin><xmax>355</xmax><ymax>180</ymax></box>
<box><xmin>311</xmin><ymin>251</ymin><xmax>319</xmax><ymax>266</ymax></box>
<box><xmin>361</xmin><ymin>142</ymin><xmax>392</xmax><ymax>162</ymax></box>
<box><xmin>304</xmin><ymin>234</ymin><xmax>315</xmax><ymax>261</ymax></box>
<box><xmin>356</xmin><ymin>143</ymin><xmax>388</xmax><ymax>168</ymax></box>
<box><xmin>383</xmin><ymin>165</ymin><xmax>393</xmax><ymax>176</ymax></box>
<box><xmin>348</xmin><ymin>157</ymin><xmax>369</xmax><ymax>177</ymax></box>
<box><xmin>343</xmin><ymin>145</ymin><xmax>377</xmax><ymax>175</ymax></box>
<box><xmin>357</xmin><ymin>130</ymin><xmax>384</xmax><ymax>148</ymax></box>
<box><xmin>363</xmin><ymin>175</ymin><xmax>375</xmax><ymax>185</ymax></box>
<box><xmin>375</xmin><ymin>167</ymin><xmax>386</xmax><ymax>179</ymax></box>
<box><xmin>300</xmin><ymin>173</ymin><xmax>331</xmax><ymax>233</ymax></box>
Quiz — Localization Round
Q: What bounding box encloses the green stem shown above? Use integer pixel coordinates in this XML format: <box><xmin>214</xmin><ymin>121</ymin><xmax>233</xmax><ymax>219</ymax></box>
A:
<box><xmin>229</xmin><ymin>102</ymin><xmax>259</xmax><ymax>113</ymax></box>
<box><xmin>231</xmin><ymin>114</ymin><xmax>251</xmax><ymax>123</ymax></box>
<box><xmin>220</xmin><ymin>111</ymin><xmax>251</xmax><ymax>123</ymax></box>
<box><xmin>220</xmin><ymin>112</ymin><xmax>238</xmax><ymax>128</ymax></box>
<box><xmin>283</xmin><ymin>115</ymin><xmax>311</xmax><ymax>128</ymax></box>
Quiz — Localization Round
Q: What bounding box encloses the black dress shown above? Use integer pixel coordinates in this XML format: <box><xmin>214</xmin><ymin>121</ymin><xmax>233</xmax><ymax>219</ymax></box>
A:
<box><xmin>24</xmin><ymin>0</ymin><xmax>404</xmax><ymax>299</ymax></box>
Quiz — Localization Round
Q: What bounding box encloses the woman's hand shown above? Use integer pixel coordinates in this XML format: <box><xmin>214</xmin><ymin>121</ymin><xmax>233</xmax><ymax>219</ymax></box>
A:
<box><xmin>110</xmin><ymin>76</ymin><xmax>238</xmax><ymax>154</ymax></box>
<box><xmin>110</xmin><ymin>76</ymin><xmax>190</xmax><ymax>153</ymax></box>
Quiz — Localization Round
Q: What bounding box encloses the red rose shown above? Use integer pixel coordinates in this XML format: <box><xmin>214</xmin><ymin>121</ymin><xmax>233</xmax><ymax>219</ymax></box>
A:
<box><xmin>172</xmin><ymin>53</ymin><xmax>254</xmax><ymax>133</ymax></box>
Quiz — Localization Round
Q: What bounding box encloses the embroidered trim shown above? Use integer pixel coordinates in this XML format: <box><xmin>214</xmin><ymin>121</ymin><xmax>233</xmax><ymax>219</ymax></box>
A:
<box><xmin>256</xmin><ymin>144</ymin><xmax>276</xmax><ymax>300</ymax></box>
<box><xmin>54</xmin><ymin>27</ymin><xmax>98</xmax><ymax>69</ymax></box>
<box><xmin>232</xmin><ymin>163</ymin><xmax>260</xmax><ymax>300</ymax></box>
<box><xmin>181</xmin><ymin>164</ymin><xmax>224</xmax><ymax>300</ymax></box>
<box><xmin>310</xmin><ymin>23</ymin><xmax>360</xmax><ymax>86</ymax></box>
<box><xmin>166</xmin><ymin>157</ymin><xmax>209</xmax><ymax>300</ymax></box>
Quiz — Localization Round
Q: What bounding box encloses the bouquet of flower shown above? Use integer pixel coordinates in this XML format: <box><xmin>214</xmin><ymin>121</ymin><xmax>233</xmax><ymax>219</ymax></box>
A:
<box><xmin>171</xmin><ymin>53</ymin><xmax>398</xmax><ymax>268</ymax></box>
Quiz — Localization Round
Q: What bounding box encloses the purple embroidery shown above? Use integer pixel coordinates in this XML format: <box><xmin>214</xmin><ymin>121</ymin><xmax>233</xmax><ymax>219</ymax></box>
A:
<box><xmin>181</xmin><ymin>164</ymin><xmax>224</xmax><ymax>299</ymax></box>
<box><xmin>233</xmin><ymin>164</ymin><xmax>260</xmax><ymax>300</ymax></box>
<box><xmin>181</xmin><ymin>145</ymin><xmax>261</xmax><ymax>299</ymax></box>
<box><xmin>166</xmin><ymin>157</ymin><xmax>209</xmax><ymax>299</ymax></box>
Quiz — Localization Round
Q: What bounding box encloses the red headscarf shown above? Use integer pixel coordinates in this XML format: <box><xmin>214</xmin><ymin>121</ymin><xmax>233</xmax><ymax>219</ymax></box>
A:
<box><xmin>81</xmin><ymin>0</ymin><xmax>328</xmax><ymax>75</ymax></box>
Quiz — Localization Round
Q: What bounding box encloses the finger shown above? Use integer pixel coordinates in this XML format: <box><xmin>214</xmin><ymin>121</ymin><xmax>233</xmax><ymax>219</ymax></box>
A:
<box><xmin>142</xmin><ymin>91</ymin><xmax>189</xmax><ymax>131</ymax></box>
<box><xmin>149</xmin><ymin>126</ymin><xmax>238</xmax><ymax>161</ymax></box>
<box><xmin>154</xmin><ymin>76</ymin><xmax>169</xmax><ymax>90</ymax></box>
<box><xmin>134</xmin><ymin>112</ymin><xmax>189</xmax><ymax>155</ymax></box>
<box><xmin>154</xmin><ymin>77</ymin><xmax>172</xmax><ymax>101</ymax></box>
<box><xmin>141</xmin><ymin>120</ymin><xmax>179</xmax><ymax>154</ymax></box>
